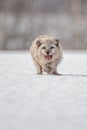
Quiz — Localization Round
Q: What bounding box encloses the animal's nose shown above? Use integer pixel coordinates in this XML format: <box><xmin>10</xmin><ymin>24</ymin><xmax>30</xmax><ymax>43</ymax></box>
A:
<box><xmin>47</xmin><ymin>51</ymin><xmax>49</xmax><ymax>54</ymax></box>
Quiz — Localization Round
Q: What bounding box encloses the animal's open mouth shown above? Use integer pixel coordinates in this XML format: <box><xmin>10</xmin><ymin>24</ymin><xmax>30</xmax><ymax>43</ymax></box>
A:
<box><xmin>45</xmin><ymin>55</ymin><xmax>52</xmax><ymax>60</ymax></box>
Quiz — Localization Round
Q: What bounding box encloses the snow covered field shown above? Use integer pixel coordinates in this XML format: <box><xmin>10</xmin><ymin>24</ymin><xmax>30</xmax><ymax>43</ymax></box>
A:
<box><xmin>0</xmin><ymin>51</ymin><xmax>87</xmax><ymax>130</ymax></box>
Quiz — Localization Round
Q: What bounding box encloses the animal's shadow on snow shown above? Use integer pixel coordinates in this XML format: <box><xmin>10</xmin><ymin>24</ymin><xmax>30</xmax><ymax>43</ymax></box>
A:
<box><xmin>62</xmin><ymin>74</ymin><xmax>87</xmax><ymax>77</ymax></box>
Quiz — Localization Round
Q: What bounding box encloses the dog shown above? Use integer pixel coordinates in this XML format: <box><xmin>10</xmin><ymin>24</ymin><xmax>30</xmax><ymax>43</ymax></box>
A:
<box><xmin>30</xmin><ymin>35</ymin><xmax>63</xmax><ymax>75</ymax></box>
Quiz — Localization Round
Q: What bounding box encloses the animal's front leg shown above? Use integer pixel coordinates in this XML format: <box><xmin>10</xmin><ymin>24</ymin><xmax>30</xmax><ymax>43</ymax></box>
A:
<box><xmin>54</xmin><ymin>68</ymin><xmax>62</xmax><ymax>75</ymax></box>
<box><xmin>48</xmin><ymin>67</ymin><xmax>60</xmax><ymax>75</ymax></box>
<box><xmin>37</xmin><ymin>65</ymin><xmax>42</xmax><ymax>74</ymax></box>
<box><xmin>33</xmin><ymin>60</ymin><xmax>43</xmax><ymax>74</ymax></box>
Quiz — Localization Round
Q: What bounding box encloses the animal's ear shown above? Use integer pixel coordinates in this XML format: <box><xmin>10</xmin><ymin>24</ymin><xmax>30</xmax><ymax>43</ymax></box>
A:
<box><xmin>55</xmin><ymin>39</ymin><xmax>59</xmax><ymax>47</ymax></box>
<box><xmin>36</xmin><ymin>40</ymin><xmax>42</xmax><ymax>47</ymax></box>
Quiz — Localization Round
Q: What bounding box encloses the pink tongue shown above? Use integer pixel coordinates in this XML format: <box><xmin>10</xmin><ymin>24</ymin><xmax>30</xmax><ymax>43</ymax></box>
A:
<box><xmin>45</xmin><ymin>55</ymin><xmax>52</xmax><ymax>60</ymax></box>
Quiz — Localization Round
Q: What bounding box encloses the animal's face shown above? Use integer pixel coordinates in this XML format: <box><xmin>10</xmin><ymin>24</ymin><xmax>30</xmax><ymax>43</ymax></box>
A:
<box><xmin>36</xmin><ymin>39</ymin><xmax>59</xmax><ymax>60</ymax></box>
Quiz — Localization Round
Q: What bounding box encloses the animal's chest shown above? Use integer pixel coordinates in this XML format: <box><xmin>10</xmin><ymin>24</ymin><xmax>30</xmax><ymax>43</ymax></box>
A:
<box><xmin>42</xmin><ymin>62</ymin><xmax>54</xmax><ymax>72</ymax></box>
<box><xmin>46</xmin><ymin>62</ymin><xmax>52</xmax><ymax>71</ymax></box>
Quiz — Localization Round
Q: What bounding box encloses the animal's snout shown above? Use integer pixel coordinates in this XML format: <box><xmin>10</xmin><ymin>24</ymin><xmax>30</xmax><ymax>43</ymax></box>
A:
<box><xmin>46</xmin><ymin>51</ymin><xmax>50</xmax><ymax>54</ymax></box>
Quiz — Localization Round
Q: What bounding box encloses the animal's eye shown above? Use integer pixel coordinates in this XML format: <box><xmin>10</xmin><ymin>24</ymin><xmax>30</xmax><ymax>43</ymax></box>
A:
<box><xmin>50</xmin><ymin>46</ymin><xmax>54</xmax><ymax>49</ymax></box>
<box><xmin>42</xmin><ymin>47</ymin><xmax>46</xmax><ymax>49</ymax></box>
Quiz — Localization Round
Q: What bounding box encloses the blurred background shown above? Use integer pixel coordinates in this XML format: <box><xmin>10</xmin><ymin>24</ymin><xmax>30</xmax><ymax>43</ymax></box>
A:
<box><xmin>0</xmin><ymin>0</ymin><xmax>87</xmax><ymax>50</ymax></box>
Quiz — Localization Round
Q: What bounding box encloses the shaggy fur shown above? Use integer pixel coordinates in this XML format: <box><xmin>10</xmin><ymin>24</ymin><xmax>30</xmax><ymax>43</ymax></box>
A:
<box><xmin>30</xmin><ymin>35</ymin><xmax>63</xmax><ymax>75</ymax></box>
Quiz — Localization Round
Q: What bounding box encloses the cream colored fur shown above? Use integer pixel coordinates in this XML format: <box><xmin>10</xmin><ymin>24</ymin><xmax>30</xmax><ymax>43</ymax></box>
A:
<box><xmin>30</xmin><ymin>35</ymin><xmax>63</xmax><ymax>75</ymax></box>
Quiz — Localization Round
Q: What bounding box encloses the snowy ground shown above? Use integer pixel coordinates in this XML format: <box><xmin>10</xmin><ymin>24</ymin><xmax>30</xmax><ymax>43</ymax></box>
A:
<box><xmin>0</xmin><ymin>51</ymin><xmax>87</xmax><ymax>130</ymax></box>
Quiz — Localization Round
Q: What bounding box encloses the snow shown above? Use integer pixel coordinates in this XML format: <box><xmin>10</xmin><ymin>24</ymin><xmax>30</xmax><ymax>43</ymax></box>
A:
<box><xmin>0</xmin><ymin>51</ymin><xmax>87</xmax><ymax>130</ymax></box>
